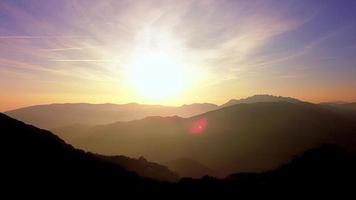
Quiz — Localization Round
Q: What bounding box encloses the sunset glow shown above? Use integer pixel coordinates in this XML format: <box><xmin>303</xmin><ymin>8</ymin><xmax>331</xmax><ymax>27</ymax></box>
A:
<box><xmin>0</xmin><ymin>0</ymin><xmax>356</xmax><ymax>111</ymax></box>
<box><xmin>127</xmin><ymin>29</ymin><xmax>190</xmax><ymax>100</ymax></box>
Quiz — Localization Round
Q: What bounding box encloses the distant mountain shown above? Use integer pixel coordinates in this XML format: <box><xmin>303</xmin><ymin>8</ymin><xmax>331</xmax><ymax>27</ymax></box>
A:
<box><xmin>341</xmin><ymin>102</ymin><xmax>356</xmax><ymax>110</ymax></box>
<box><xmin>221</xmin><ymin>94</ymin><xmax>302</xmax><ymax>108</ymax></box>
<box><xmin>165</xmin><ymin>158</ymin><xmax>219</xmax><ymax>178</ymax></box>
<box><xmin>57</xmin><ymin>101</ymin><xmax>356</xmax><ymax>177</ymax></box>
<box><xmin>4</xmin><ymin>95</ymin><xmax>304</xmax><ymax>130</ymax></box>
<box><xmin>0</xmin><ymin>113</ymin><xmax>179</xmax><ymax>185</ymax></box>
<box><xmin>5</xmin><ymin>102</ymin><xmax>218</xmax><ymax>129</ymax></box>
<box><xmin>321</xmin><ymin>102</ymin><xmax>356</xmax><ymax>111</ymax></box>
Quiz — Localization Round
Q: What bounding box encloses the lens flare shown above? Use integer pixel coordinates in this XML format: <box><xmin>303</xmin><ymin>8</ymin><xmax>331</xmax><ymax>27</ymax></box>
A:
<box><xmin>189</xmin><ymin>118</ymin><xmax>208</xmax><ymax>135</ymax></box>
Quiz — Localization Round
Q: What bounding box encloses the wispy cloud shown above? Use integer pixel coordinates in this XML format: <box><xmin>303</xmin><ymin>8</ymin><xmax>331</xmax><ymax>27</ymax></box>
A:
<box><xmin>0</xmin><ymin>35</ymin><xmax>87</xmax><ymax>39</ymax></box>
<box><xmin>1</xmin><ymin>0</ymin><xmax>356</xmax><ymax>107</ymax></box>
<box><xmin>0</xmin><ymin>0</ymin><xmax>313</xmax><ymax>94</ymax></box>
<box><xmin>50</xmin><ymin>59</ymin><xmax>117</xmax><ymax>63</ymax></box>
<box><xmin>41</xmin><ymin>47</ymin><xmax>85</xmax><ymax>52</ymax></box>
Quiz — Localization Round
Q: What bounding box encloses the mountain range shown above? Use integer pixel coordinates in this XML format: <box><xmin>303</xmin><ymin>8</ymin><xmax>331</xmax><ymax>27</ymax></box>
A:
<box><xmin>4</xmin><ymin>94</ymin><xmax>304</xmax><ymax>129</ymax></box>
<box><xmin>2</xmin><ymin>112</ymin><xmax>355</xmax><ymax>198</ymax></box>
<box><xmin>5</xmin><ymin>102</ymin><xmax>218</xmax><ymax>129</ymax></box>
<box><xmin>5</xmin><ymin>94</ymin><xmax>356</xmax><ymax>178</ymax></box>
<box><xmin>52</xmin><ymin>101</ymin><xmax>356</xmax><ymax>177</ymax></box>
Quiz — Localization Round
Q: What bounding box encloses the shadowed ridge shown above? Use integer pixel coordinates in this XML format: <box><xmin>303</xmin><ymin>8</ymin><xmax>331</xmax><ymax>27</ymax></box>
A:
<box><xmin>0</xmin><ymin>113</ymin><xmax>174</xmax><ymax>197</ymax></box>
<box><xmin>181</xmin><ymin>144</ymin><xmax>356</xmax><ymax>198</ymax></box>
<box><xmin>165</xmin><ymin>157</ymin><xmax>219</xmax><ymax>178</ymax></box>
<box><xmin>99</xmin><ymin>155</ymin><xmax>180</xmax><ymax>182</ymax></box>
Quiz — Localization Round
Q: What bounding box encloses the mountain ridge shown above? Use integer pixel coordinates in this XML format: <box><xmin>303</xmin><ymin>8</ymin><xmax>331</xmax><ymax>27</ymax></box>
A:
<box><xmin>53</xmin><ymin>101</ymin><xmax>356</xmax><ymax>177</ymax></box>
<box><xmin>4</xmin><ymin>94</ymin><xmax>304</xmax><ymax>130</ymax></box>
<box><xmin>220</xmin><ymin>94</ymin><xmax>303</xmax><ymax>108</ymax></box>
<box><xmin>0</xmin><ymin>112</ymin><xmax>179</xmax><ymax>182</ymax></box>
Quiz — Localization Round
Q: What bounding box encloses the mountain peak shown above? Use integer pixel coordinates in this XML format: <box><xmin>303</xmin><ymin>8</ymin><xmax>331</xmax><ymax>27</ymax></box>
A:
<box><xmin>221</xmin><ymin>94</ymin><xmax>302</xmax><ymax>108</ymax></box>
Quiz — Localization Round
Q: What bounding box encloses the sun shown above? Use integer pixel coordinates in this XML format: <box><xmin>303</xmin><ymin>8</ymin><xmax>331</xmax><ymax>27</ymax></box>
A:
<box><xmin>128</xmin><ymin>52</ymin><xmax>185</xmax><ymax>100</ymax></box>
<box><xmin>127</xmin><ymin>29</ymin><xmax>189</xmax><ymax>100</ymax></box>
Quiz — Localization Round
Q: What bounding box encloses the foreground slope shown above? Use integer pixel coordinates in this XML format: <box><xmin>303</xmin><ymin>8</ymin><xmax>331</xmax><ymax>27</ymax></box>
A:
<box><xmin>180</xmin><ymin>144</ymin><xmax>356</xmax><ymax>199</ymax></box>
<box><xmin>0</xmin><ymin>112</ymin><xmax>178</xmax><ymax>190</ymax></box>
<box><xmin>58</xmin><ymin>102</ymin><xmax>356</xmax><ymax>176</ymax></box>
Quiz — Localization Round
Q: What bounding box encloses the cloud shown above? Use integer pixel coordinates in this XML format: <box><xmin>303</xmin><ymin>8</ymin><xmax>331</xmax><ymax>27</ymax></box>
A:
<box><xmin>50</xmin><ymin>59</ymin><xmax>116</xmax><ymax>63</ymax></box>
<box><xmin>41</xmin><ymin>47</ymin><xmax>85</xmax><ymax>52</ymax></box>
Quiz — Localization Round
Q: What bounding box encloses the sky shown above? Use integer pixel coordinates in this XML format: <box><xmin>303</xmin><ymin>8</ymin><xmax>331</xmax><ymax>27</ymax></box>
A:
<box><xmin>1</xmin><ymin>0</ymin><xmax>356</xmax><ymax>111</ymax></box>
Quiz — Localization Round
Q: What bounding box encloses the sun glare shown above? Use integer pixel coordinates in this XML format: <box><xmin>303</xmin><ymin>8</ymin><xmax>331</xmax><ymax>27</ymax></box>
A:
<box><xmin>127</xmin><ymin>29</ymin><xmax>189</xmax><ymax>100</ymax></box>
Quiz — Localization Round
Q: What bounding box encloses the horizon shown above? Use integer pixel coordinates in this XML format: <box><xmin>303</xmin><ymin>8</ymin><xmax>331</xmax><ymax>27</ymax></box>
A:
<box><xmin>3</xmin><ymin>93</ymin><xmax>356</xmax><ymax>112</ymax></box>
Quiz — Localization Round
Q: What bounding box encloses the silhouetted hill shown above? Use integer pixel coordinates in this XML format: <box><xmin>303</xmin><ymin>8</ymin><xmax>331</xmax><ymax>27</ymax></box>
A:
<box><xmin>181</xmin><ymin>144</ymin><xmax>356</xmax><ymax>198</ymax></box>
<box><xmin>56</xmin><ymin>102</ymin><xmax>356</xmax><ymax>177</ymax></box>
<box><xmin>221</xmin><ymin>94</ymin><xmax>302</xmax><ymax>108</ymax></box>
<box><xmin>0</xmin><ymin>113</ymin><xmax>180</xmax><ymax>196</ymax></box>
<box><xmin>5</xmin><ymin>102</ymin><xmax>218</xmax><ymax>129</ymax></box>
<box><xmin>99</xmin><ymin>155</ymin><xmax>179</xmax><ymax>182</ymax></box>
<box><xmin>165</xmin><ymin>158</ymin><xmax>219</xmax><ymax>178</ymax></box>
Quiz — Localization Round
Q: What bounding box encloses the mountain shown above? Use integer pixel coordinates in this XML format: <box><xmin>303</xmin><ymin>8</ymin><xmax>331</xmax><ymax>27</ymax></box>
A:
<box><xmin>180</xmin><ymin>144</ymin><xmax>356</xmax><ymax>199</ymax></box>
<box><xmin>321</xmin><ymin>102</ymin><xmax>356</xmax><ymax>111</ymax></box>
<box><xmin>165</xmin><ymin>158</ymin><xmax>219</xmax><ymax>178</ymax></box>
<box><xmin>1</xmin><ymin>112</ymin><xmax>355</xmax><ymax>198</ymax></box>
<box><xmin>221</xmin><ymin>94</ymin><xmax>302</xmax><ymax>108</ymax></box>
<box><xmin>4</xmin><ymin>94</ymin><xmax>302</xmax><ymax>130</ymax></box>
<box><xmin>0</xmin><ymin>112</ymin><xmax>149</xmax><ymax>195</ymax></box>
<box><xmin>0</xmin><ymin>112</ymin><xmax>179</xmax><ymax>188</ymax></box>
<box><xmin>341</xmin><ymin>102</ymin><xmax>356</xmax><ymax>110</ymax></box>
<box><xmin>55</xmin><ymin>101</ymin><xmax>356</xmax><ymax>177</ymax></box>
<box><xmin>5</xmin><ymin>102</ymin><xmax>218</xmax><ymax>129</ymax></box>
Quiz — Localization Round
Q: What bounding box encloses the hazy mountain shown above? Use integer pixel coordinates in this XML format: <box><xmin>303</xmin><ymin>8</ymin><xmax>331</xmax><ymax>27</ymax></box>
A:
<box><xmin>4</xmin><ymin>94</ymin><xmax>302</xmax><ymax>130</ymax></box>
<box><xmin>165</xmin><ymin>158</ymin><xmax>219</xmax><ymax>178</ymax></box>
<box><xmin>321</xmin><ymin>102</ymin><xmax>356</xmax><ymax>111</ymax></box>
<box><xmin>0</xmin><ymin>113</ymin><xmax>179</xmax><ymax>184</ymax></box>
<box><xmin>2</xmin><ymin>112</ymin><xmax>355</xmax><ymax>197</ymax></box>
<box><xmin>5</xmin><ymin>102</ymin><xmax>218</xmax><ymax>129</ymax></box>
<box><xmin>221</xmin><ymin>94</ymin><xmax>302</xmax><ymax>108</ymax></box>
<box><xmin>55</xmin><ymin>102</ymin><xmax>356</xmax><ymax>177</ymax></box>
<box><xmin>341</xmin><ymin>103</ymin><xmax>356</xmax><ymax>110</ymax></box>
